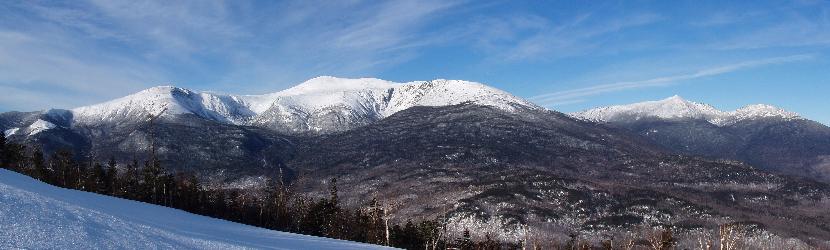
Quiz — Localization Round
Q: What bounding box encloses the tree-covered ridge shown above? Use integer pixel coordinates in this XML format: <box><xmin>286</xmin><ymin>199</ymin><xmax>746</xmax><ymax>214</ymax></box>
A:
<box><xmin>2</xmin><ymin>132</ymin><xmax>824</xmax><ymax>249</ymax></box>
<box><xmin>0</xmin><ymin>132</ymin><xmax>453</xmax><ymax>249</ymax></box>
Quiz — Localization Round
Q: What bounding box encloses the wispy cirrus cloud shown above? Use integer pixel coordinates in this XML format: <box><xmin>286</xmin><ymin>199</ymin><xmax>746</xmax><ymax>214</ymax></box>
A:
<box><xmin>501</xmin><ymin>13</ymin><xmax>660</xmax><ymax>61</ymax></box>
<box><xmin>0</xmin><ymin>0</ymin><xmax>466</xmax><ymax>110</ymax></box>
<box><xmin>0</xmin><ymin>0</ymin><xmax>246</xmax><ymax>110</ymax></box>
<box><xmin>529</xmin><ymin>54</ymin><xmax>815</xmax><ymax>106</ymax></box>
<box><xmin>690</xmin><ymin>2</ymin><xmax>830</xmax><ymax>50</ymax></box>
<box><xmin>211</xmin><ymin>0</ymin><xmax>466</xmax><ymax>93</ymax></box>
<box><xmin>1</xmin><ymin>0</ymin><xmax>828</xmax><ymax>126</ymax></box>
<box><xmin>688</xmin><ymin>10</ymin><xmax>766</xmax><ymax>27</ymax></box>
<box><xmin>457</xmin><ymin>11</ymin><xmax>661</xmax><ymax>62</ymax></box>
<box><xmin>264</xmin><ymin>0</ymin><xmax>463</xmax><ymax>74</ymax></box>
<box><xmin>0</xmin><ymin>27</ymin><xmax>167</xmax><ymax>110</ymax></box>
<box><xmin>714</xmin><ymin>18</ymin><xmax>830</xmax><ymax>50</ymax></box>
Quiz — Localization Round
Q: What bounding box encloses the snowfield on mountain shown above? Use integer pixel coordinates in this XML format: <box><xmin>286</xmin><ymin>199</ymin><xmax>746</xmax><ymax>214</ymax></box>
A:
<box><xmin>571</xmin><ymin>95</ymin><xmax>801</xmax><ymax>126</ymax></box>
<box><xmin>69</xmin><ymin>76</ymin><xmax>540</xmax><ymax>133</ymax></box>
<box><xmin>0</xmin><ymin>169</ymin><xmax>393</xmax><ymax>249</ymax></box>
<box><xmin>570</xmin><ymin>95</ymin><xmax>830</xmax><ymax>183</ymax></box>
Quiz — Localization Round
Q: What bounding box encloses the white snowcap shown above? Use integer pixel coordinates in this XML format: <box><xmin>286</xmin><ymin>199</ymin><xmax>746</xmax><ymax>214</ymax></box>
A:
<box><xmin>4</xmin><ymin>128</ymin><xmax>19</xmax><ymax>137</ymax></box>
<box><xmin>572</xmin><ymin>95</ymin><xmax>802</xmax><ymax>126</ymax></box>
<box><xmin>27</xmin><ymin>119</ymin><xmax>56</xmax><ymax>136</ymax></box>
<box><xmin>279</xmin><ymin>76</ymin><xmax>397</xmax><ymax>95</ymax></box>
<box><xmin>68</xmin><ymin>76</ymin><xmax>540</xmax><ymax>130</ymax></box>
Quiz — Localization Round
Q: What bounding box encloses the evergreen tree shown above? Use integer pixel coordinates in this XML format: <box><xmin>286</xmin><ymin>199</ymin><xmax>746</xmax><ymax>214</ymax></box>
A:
<box><xmin>51</xmin><ymin>149</ymin><xmax>74</xmax><ymax>188</ymax></box>
<box><xmin>213</xmin><ymin>190</ymin><xmax>228</xmax><ymax>218</ymax></box>
<box><xmin>87</xmin><ymin>162</ymin><xmax>106</xmax><ymax>193</ymax></box>
<box><xmin>292</xmin><ymin>177</ymin><xmax>345</xmax><ymax>239</ymax></box>
<box><xmin>0</xmin><ymin>134</ymin><xmax>25</xmax><ymax>171</ymax></box>
<box><xmin>142</xmin><ymin>159</ymin><xmax>163</xmax><ymax>203</ymax></box>
<box><xmin>158</xmin><ymin>172</ymin><xmax>174</xmax><ymax>206</ymax></box>
<box><xmin>327</xmin><ymin>178</ymin><xmax>342</xmax><ymax>238</ymax></box>
<box><xmin>0</xmin><ymin>132</ymin><xmax>6</xmax><ymax>168</ymax></box>
<box><xmin>391</xmin><ymin>219</ymin><xmax>421</xmax><ymax>249</ymax></box>
<box><xmin>176</xmin><ymin>173</ymin><xmax>201</xmax><ymax>212</ymax></box>
<box><xmin>122</xmin><ymin>160</ymin><xmax>140</xmax><ymax>199</ymax></box>
<box><xmin>0</xmin><ymin>133</ymin><xmax>25</xmax><ymax>171</ymax></box>
<box><xmin>104</xmin><ymin>158</ymin><xmax>118</xmax><ymax>195</ymax></box>
<box><xmin>74</xmin><ymin>159</ymin><xmax>87</xmax><ymax>190</ymax></box>
<box><xmin>31</xmin><ymin>149</ymin><xmax>48</xmax><ymax>182</ymax></box>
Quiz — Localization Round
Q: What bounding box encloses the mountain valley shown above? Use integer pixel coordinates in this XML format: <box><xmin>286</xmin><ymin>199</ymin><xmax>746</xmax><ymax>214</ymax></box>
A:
<box><xmin>3</xmin><ymin>77</ymin><xmax>830</xmax><ymax>246</ymax></box>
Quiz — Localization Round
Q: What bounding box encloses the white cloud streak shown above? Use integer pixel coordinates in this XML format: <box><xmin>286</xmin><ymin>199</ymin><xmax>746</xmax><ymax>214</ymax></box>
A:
<box><xmin>0</xmin><ymin>29</ymin><xmax>167</xmax><ymax>110</ymax></box>
<box><xmin>501</xmin><ymin>13</ymin><xmax>660</xmax><ymax>61</ymax></box>
<box><xmin>529</xmin><ymin>54</ymin><xmax>814</xmax><ymax>106</ymax></box>
<box><xmin>458</xmin><ymin>11</ymin><xmax>661</xmax><ymax>62</ymax></box>
<box><xmin>0</xmin><ymin>0</ymin><xmax>464</xmax><ymax>110</ymax></box>
<box><xmin>715</xmin><ymin>19</ymin><xmax>830</xmax><ymax>50</ymax></box>
<box><xmin>1</xmin><ymin>0</ymin><xmax>828</xmax><ymax>113</ymax></box>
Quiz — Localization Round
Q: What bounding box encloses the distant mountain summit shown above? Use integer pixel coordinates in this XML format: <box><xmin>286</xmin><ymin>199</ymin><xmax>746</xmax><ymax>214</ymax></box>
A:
<box><xmin>571</xmin><ymin>95</ymin><xmax>801</xmax><ymax>126</ymax></box>
<box><xmin>572</xmin><ymin>96</ymin><xmax>830</xmax><ymax>183</ymax></box>
<box><xmin>68</xmin><ymin>76</ymin><xmax>539</xmax><ymax>134</ymax></box>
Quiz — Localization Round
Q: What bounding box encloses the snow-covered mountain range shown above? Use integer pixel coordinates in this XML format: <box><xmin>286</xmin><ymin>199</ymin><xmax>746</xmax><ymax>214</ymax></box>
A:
<box><xmin>4</xmin><ymin>80</ymin><xmax>830</xmax><ymax>243</ymax></box>
<box><xmin>570</xmin><ymin>95</ymin><xmax>801</xmax><ymax>126</ymax></box>
<box><xmin>69</xmin><ymin>76</ymin><xmax>539</xmax><ymax>133</ymax></box>
<box><xmin>5</xmin><ymin>78</ymin><xmax>812</xmax><ymax>137</ymax></box>
<box><xmin>570</xmin><ymin>95</ymin><xmax>830</xmax><ymax>183</ymax></box>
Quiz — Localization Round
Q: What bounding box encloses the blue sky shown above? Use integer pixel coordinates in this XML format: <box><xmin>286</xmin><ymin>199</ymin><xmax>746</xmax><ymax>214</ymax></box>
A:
<box><xmin>1</xmin><ymin>0</ymin><xmax>828</xmax><ymax>124</ymax></box>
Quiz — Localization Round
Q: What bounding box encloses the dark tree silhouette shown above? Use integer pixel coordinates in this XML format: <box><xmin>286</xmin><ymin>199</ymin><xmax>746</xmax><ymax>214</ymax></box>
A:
<box><xmin>0</xmin><ymin>133</ymin><xmax>6</xmax><ymax>168</ymax></box>
<box><xmin>0</xmin><ymin>141</ymin><xmax>460</xmax><ymax>249</ymax></box>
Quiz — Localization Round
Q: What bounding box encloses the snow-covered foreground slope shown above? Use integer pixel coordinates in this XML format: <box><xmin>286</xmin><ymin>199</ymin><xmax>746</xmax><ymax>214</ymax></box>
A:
<box><xmin>571</xmin><ymin>95</ymin><xmax>801</xmax><ymax>126</ymax></box>
<box><xmin>0</xmin><ymin>169</ymin><xmax>393</xmax><ymax>249</ymax></box>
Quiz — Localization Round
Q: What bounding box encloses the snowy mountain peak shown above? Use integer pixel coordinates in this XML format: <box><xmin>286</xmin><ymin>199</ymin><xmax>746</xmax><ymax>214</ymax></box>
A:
<box><xmin>72</xmin><ymin>85</ymin><xmax>252</xmax><ymax>124</ymax></box>
<box><xmin>279</xmin><ymin>76</ymin><xmax>397</xmax><ymax>96</ymax></box>
<box><xmin>729</xmin><ymin>104</ymin><xmax>800</xmax><ymax>121</ymax></box>
<box><xmin>27</xmin><ymin>119</ymin><xmax>57</xmax><ymax>136</ymax></box>
<box><xmin>63</xmin><ymin>77</ymin><xmax>539</xmax><ymax>133</ymax></box>
<box><xmin>663</xmin><ymin>94</ymin><xmax>686</xmax><ymax>102</ymax></box>
<box><xmin>657</xmin><ymin>95</ymin><xmax>701</xmax><ymax>106</ymax></box>
<box><xmin>244</xmin><ymin>77</ymin><xmax>540</xmax><ymax>133</ymax></box>
<box><xmin>572</xmin><ymin>96</ymin><xmax>802</xmax><ymax>126</ymax></box>
<box><xmin>132</xmin><ymin>85</ymin><xmax>198</xmax><ymax>99</ymax></box>
<box><xmin>72</xmin><ymin>86</ymin><xmax>187</xmax><ymax>123</ymax></box>
<box><xmin>656</xmin><ymin>95</ymin><xmax>721</xmax><ymax>115</ymax></box>
<box><xmin>3</xmin><ymin>128</ymin><xmax>19</xmax><ymax>137</ymax></box>
<box><xmin>571</xmin><ymin>95</ymin><xmax>721</xmax><ymax>123</ymax></box>
<box><xmin>141</xmin><ymin>85</ymin><xmax>181</xmax><ymax>92</ymax></box>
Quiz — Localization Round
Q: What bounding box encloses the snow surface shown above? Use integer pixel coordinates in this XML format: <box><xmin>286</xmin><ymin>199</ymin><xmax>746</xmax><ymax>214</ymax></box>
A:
<box><xmin>0</xmin><ymin>169</ymin><xmax>394</xmax><ymax>249</ymax></box>
<box><xmin>3</xmin><ymin>128</ymin><xmax>18</xmax><ymax>137</ymax></box>
<box><xmin>571</xmin><ymin>95</ymin><xmax>801</xmax><ymax>126</ymax></box>
<box><xmin>69</xmin><ymin>76</ymin><xmax>540</xmax><ymax>130</ymax></box>
<box><xmin>71</xmin><ymin>86</ymin><xmax>254</xmax><ymax>124</ymax></box>
<box><xmin>27</xmin><ymin>119</ymin><xmax>56</xmax><ymax>136</ymax></box>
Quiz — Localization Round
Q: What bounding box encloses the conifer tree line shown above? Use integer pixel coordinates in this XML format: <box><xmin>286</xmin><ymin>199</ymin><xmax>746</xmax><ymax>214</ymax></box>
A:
<box><xmin>0</xmin><ymin>134</ymin><xmax>791</xmax><ymax>249</ymax></box>
<box><xmin>0</xmin><ymin>134</ymin><xmax>502</xmax><ymax>249</ymax></box>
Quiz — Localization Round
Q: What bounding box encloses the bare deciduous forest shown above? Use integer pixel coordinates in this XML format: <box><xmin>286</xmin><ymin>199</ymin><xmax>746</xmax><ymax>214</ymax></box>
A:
<box><xmin>1</xmin><ymin>133</ymin><xmax>823</xmax><ymax>249</ymax></box>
